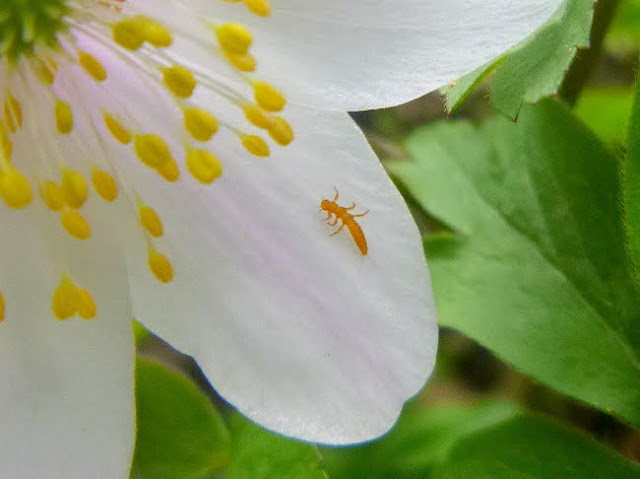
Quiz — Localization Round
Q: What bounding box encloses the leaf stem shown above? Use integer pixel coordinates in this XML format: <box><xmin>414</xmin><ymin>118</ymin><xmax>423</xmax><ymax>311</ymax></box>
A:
<box><xmin>559</xmin><ymin>0</ymin><xmax>621</xmax><ymax>105</ymax></box>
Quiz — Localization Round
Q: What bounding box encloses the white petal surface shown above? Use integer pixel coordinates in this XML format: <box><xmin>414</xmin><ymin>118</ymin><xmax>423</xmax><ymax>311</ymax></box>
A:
<box><xmin>0</xmin><ymin>199</ymin><xmax>135</xmax><ymax>478</ymax></box>
<box><xmin>172</xmin><ymin>0</ymin><xmax>564</xmax><ymax>110</ymax></box>
<box><xmin>117</xmin><ymin>103</ymin><xmax>437</xmax><ymax>444</ymax></box>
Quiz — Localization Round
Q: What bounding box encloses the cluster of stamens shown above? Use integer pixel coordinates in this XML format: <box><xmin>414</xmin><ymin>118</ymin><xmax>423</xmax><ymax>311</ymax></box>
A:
<box><xmin>0</xmin><ymin>0</ymin><xmax>292</xmax><ymax>322</ymax></box>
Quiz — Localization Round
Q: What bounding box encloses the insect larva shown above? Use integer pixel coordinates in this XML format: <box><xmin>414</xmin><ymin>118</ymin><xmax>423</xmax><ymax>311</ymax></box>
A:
<box><xmin>320</xmin><ymin>188</ymin><xmax>368</xmax><ymax>255</ymax></box>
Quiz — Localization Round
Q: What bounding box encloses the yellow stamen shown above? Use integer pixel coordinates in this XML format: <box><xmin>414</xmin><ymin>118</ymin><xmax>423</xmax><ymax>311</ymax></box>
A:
<box><xmin>243</xmin><ymin>0</ymin><xmax>271</xmax><ymax>17</ymax></box>
<box><xmin>3</xmin><ymin>94</ymin><xmax>22</xmax><ymax>133</ymax></box>
<box><xmin>104</xmin><ymin>113</ymin><xmax>132</xmax><ymax>144</ymax></box>
<box><xmin>61</xmin><ymin>169</ymin><xmax>89</xmax><ymax>208</ymax></box>
<box><xmin>0</xmin><ymin>291</ymin><xmax>5</xmax><ymax>323</ymax></box>
<box><xmin>148</xmin><ymin>249</ymin><xmax>174</xmax><ymax>283</ymax></box>
<box><xmin>55</xmin><ymin>99</ymin><xmax>73</xmax><ymax>135</ymax></box>
<box><xmin>77</xmin><ymin>289</ymin><xmax>97</xmax><ymax>320</ymax></box>
<box><xmin>113</xmin><ymin>19</ymin><xmax>146</xmax><ymax>51</ymax></box>
<box><xmin>243</xmin><ymin>104</ymin><xmax>272</xmax><ymax>129</ymax></box>
<box><xmin>61</xmin><ymin>208</ymin><xmax>91</xmax><ymax>240</ymax></box>
<box><xmin>183</xmin><ymin>108</ymin><xmax>218</xmax><ymax>142</ymax></box>
<box><xmin>157</xmin><ymin>157</ymin><xmax>180</xmax><ymax>182</ymax></box>
<box><xmin>163</xmin><ymin>66</ymin><xmax>197</xmax><ymax>98</ymax></box>
<box><xmin>0</xmin><ymin>168</ymin><xmax>32</xmax><ymax>208</ymax></box>
<box><xmin>78</xmin><ymin>51</ymin><xmax>107</xmax><ymax>82</ymax></box>
<box><xmin>0</xmin><ymin>124</ymin><xmax>12</xmax><ymax>159</ymax></box>
<box><xmin>224</xmin><ymin>51</ymin><xmax>256</xmax><ymax>72</ymax></box>
<box><xmin>136</xmin><ymin>15</ymin><xmax>173</xmax><ymax>48</ymax></box>
<box><xmin>39</xmin><ymin>180</ymin><xmax>65</xmax><ymax>211</ymax></box>
<box><xmin>92</xmin><ymin>169</ymin><xmax>118</xmax><ymax>201</ymax></box>
<box><xmin>33</xmin><ymin>56</ymin><xmax>56</xmax><ymax>85</ymax></box>
<box><xmin>268</xmin><ymin>116</ymin><xmax>294</xmax><ymax>146</ymax></box>
<box><xmin>216</xmin><ymin>23</ymin><xmax>253</xmax><ymax>56</ymax></box>
<box><xmin>52</xmin><ymin>276</ymin><xmax>79</xmax><ymax>320</ymax></box>
<box><xmin>140</xmin><ymin>205</ymin><xmax>163</xmax><ymax>237</ymax></box>
<box><xmin>241</xmin><ymin>134</ymin><xmax>270</xmax><ymax>157</ymax></box>
<box><xmin>134</xmin><ymin>134</ymin><xmax>172</xmax><ymax>169</ymax></box>
<box><xmin>252</xmin><ymin>81</ymin><xmax>286</xmax><ymax>112</ymax></box>
<box><xmin>186</xmin><ymin>149</ymin><xmax>223</xmax><ymax>184</ymax></box>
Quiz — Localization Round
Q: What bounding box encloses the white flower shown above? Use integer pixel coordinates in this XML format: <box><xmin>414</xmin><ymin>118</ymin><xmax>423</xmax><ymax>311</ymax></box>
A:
<box><xmin>0</xmin><ymin>0</ymin><xmax>562</xmax><ymax>476</ymax></box>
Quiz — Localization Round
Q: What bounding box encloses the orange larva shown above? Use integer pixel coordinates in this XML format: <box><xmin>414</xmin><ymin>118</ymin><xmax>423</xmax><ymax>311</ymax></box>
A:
<box><xmin>320</xmin><ymin>187</ymin><xmax>368</xmax><ymax>255</ymax></box>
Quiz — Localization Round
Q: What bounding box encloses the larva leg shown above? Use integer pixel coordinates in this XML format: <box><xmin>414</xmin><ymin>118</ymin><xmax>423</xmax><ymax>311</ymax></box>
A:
<box><xmin>345</xmin><ymin>203</ymin><xmax>356</xmax><ymax>210</ymax></box>
<box><xmin>353</xmin><ymin>209</ymin><xmax>369</xmax><ymax>218</ymax></box>
<box><xmin>324</xmin><ymin>212</ymin><xmax>333</xmax><ymax>221</ymax></box>
<box><xmin>327</xmin><ymin>216</ymin><xmax>339</xmax><ymax>227</ymax></box>
<box><xmin>330</xmin><ymin>223</ymin><xmax>345</xmax><ymax>236</ymax></box>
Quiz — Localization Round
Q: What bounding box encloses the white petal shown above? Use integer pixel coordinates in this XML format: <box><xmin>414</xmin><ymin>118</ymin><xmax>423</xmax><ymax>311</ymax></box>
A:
<box><xmin>119</xmin><ymin>105</ymin><xmax>437</xmax><ymax>444</ymax></box>
<box><xmin>0</xmin><ymin>200</ymin><xmax>135</xmax><ymax>477</ymax></box>
<box><xmin>160</xmin><ymin>0</ymin><xmax>564</xmax><ymax>110</ymax></box>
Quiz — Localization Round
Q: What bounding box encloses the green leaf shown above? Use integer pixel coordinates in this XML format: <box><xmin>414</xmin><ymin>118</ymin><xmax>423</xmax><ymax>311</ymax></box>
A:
<box><xmin>391</xmin><ymin>99</ymin><xmax>640</xmax><ymax>428</ymax></box>
<box><xmin>131</xmin><ymin>359</ymin><xmax>231</xmax><ymax>479</ymax></box>
<box><xmin>322</xmin><ymin>402</ymin><xmax>640</xmax><ymax>479</ymax></box>
<box><xmin>321</xmin><ymin>402</ymin><xmax>519</xmax><ymax>479</ymax></box>
<box><xmin>574</xmin><ymin>86</ymin><xmax>634</xmax><ymax>144</ymax></box>
<box><xmin>623</xmin><ymin>66</ymin><xmax>640</xmax><ymax>281</ymax></box>
<box><xmin>491</xmin><ymin>0</ymin><xmax>594</xmax><ymax>119</ymax></box>
<box><xmin>225</xmin><ymin>414</ymin><xmax>327</xmax><ymax>479</ymax></box>
<box><xmin>440</xmin><ymin>60</ymin><xmax>503</xmax><ymax>113</ymax></box>
<box><xmin>441</xmin><ymin>0</ymin><xmax>595</xmax><ymax>119</ymax></box>
<box><xmin>132</xmin><ymin>320</ymin><xmax>149</xmax><ymax>344</ymax></box>
<box><xmin>431</xmin><ymin>413</ymin><xmax>640</xmax><ymax>478</ymax></box>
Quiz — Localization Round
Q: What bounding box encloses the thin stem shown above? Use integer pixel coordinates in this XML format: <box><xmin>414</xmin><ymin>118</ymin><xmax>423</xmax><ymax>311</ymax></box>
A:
<box><xmin>559</xmin><ymin>0</ymin><xmax>621</xmax><ymax>105</ymax></box>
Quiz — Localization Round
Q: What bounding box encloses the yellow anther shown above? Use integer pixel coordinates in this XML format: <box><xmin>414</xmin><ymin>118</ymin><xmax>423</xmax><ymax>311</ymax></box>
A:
<box><xmin>140</xmin><ymin>205</ymin><xmax>163</xmax><ymax>237</ymax></box>
<box><xmin>186</xmin><ymin>149</ymin><xmax>223</xmax><ymax>184</ymax></box>
<box><xmin>78</xmin><ymin>51</ymin><xmax>107</xmax><ymax>82</ymax></box>
<box><xmin>77</xmin><ymin>289</ymin><xmax>97</xmax><ymax>320</ymax></box>
<box><xmin>157</xmin><ymin>157</ymin><xmax>180</xmax><ymax>182</ymax></box>
<box><xmin>183</xmin><ymin>108</ymin><xmax>219</xmax><ymax>142</ymax></box>
<box><xmin>148</xmin><ymin>249</ymin><xmax>174</xmax><ymax>283</ymax></box>
<box><xmin>163</xmin><ymin>66</ymin><xmax>197</xmax><ymax>98</ymax></box>
<box><xmin>61</xmin><ymin>169</ymin><xmax>89</xmax><ymax>208</ymax></box>
<box><xmin>243</xmin><ymin>104</ymin><xmax>271</xmax><ymax>129</ymax></box>
<box><xmin>39</xmin><ymin>181</ymin><xmax>65</xmax><ymax>211</ymax></box>
<box><xmin>92</xmin><ymin>169</ymin><xmax>118</xmax><ymax>201</ymax></box>
<box><xmin>0</xmin><ymin>124</ymin><xmax>12</xmax><ymax>159</ymax></box>
<box><xmin>216</xmin><ymin>23</ymin><xmax>253</xmax><ymax>56</ymax></box>
<box><xmin>241</xmin><ymin>134</ymin><xmax>270</xmax><ymax>157</ymax></box>
<box><xmin>104</xmin><ymin>113</ymin><xmax>132</xmax><ymax>144</ymax></box>
<box><xmin>113</xmin><ymin>19</ymin><xmax>146</xmax><ymax>51</ymax></box>
<box><xmin>224</xmin><ymin>52</ymin><xmax>256</xmax><ymax>72</ymax></box>
<box><xmin>52</xmin><ymin>276</ymin><xmax>79</xmax><ymax>320</ymax></box>
<box><xmin>243</xmin><ymin>0</ymin><xmax>271</xmax><ymax>16</ymax></box>
<box><xmin>55</xmin><ymin>99</ymin><xmax>73</xmax><ymax>135</ymax></box>
<box><xmin>136</xmin><ymin>15</ymin><xmax>173</xmax><ymax>47</ymax></box>
<box><xmin>268</xmin><ymin>116</ymin><xmax>294</xmax><ymax>146</ymax></box>
<box><xmin>3</xmin><ymin>94</ymin><xmax>22</xmax><ymax>133</ymax></box>
<box><xmin>0</xmin><ymin>168</ymin><xmax>32</xmax><ymax>208</ymax></box>
<box><xmin>61</xmin><ymin>208</ymin><xmax>91</xmax><ymax>240</ymax></box>
<box><xmin>134</xmin><ymin>134</ymin><xmax>172</xmax><ymax>169</ymax></box>
<box><xmin>0</xmin><ymin>291</ymin><xmax>4</xmax><ymax>323</ymax></box>
<box><xmin>252</xmin><ymin>81</ymin><xmax>286</xmax><ymax>112</ymax></box>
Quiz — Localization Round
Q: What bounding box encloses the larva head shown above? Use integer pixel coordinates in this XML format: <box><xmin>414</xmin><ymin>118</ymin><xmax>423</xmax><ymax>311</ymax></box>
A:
<box><xmin>320</xmin><ymin>199</ymin><xmax>335</xmax><ymax>212</ymax></box>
